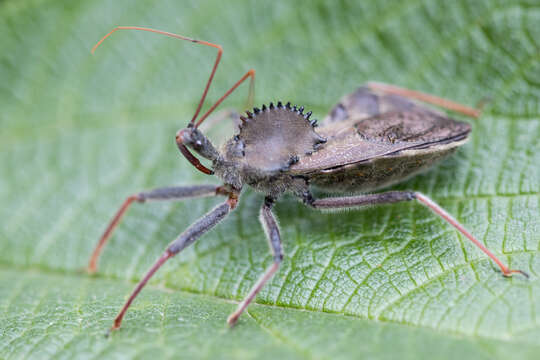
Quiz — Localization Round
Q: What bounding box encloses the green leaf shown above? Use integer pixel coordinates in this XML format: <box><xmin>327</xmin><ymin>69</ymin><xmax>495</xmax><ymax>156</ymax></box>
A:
<box><xmin>1</xmin><ymin>0</ymin><xmax>539</xmax><ymax>359</ymax></box>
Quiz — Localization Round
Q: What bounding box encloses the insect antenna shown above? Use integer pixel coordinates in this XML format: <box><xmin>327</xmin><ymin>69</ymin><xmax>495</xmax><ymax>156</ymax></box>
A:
<box><xmin>194</xmin><ymin>69</ymin><xmax>255</xmax><ymax>128</ymax></box>
<box><xmin>91</xmin><ymin>26</ymin><xmax>224</xmax><ymax>125</ymax></box>
<box><xmin>92</xmin><ymin>26</ymin><xmax>256</xmax><ymax>175</ymax></box>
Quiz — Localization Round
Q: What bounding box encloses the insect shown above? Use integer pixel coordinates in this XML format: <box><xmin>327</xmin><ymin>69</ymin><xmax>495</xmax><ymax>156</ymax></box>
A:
<box><xmin>89</xmin><ymin>26</ymin><xmax>528</xmax><ymax>333</ymax></box>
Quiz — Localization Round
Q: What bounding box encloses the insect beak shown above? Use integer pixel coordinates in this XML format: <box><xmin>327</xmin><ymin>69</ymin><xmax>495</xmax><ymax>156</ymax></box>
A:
<box><xmin>176</xmin><ymin>128</ymin><xmax>197</xmax><ymax>154</ymax></box>
<box><xmin>175</xmin><ymin>129</ymin><xmax>186</xmax><ymax>143</ymax></box>
<box><xmin>175</xmin><ymin>128</ymin><xmax>215</xmax><ymax>175</ymax></box>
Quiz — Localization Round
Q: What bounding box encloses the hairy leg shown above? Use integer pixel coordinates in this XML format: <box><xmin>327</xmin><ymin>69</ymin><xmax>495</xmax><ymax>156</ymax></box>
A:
<box><xmin>227</xmin><ymin>197</ymin><xmax>283</xmax><ymax>326</ymax></box>
<box><xmin>367</xmin><ymin>82</ymin><xmax>480</xmax><ymax>118</ymax></box>
<box><xmin>109</xmin><ymin>192</ymin><xmax>238</xmax><ymax>333</ymax></box>
<box><xmin>88</xmin><ymin>184</ymin><xmax>228</xmax><ymax>273</ymax></box>
<box><xmin>310</xmin><ymin>191</ymin><xmax>528</xmax><ymax>277</ymax></box>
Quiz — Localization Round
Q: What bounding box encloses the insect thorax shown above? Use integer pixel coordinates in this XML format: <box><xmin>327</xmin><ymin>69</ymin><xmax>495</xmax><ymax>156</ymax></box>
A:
<box><xmin>215</xmin><ymin>102</ymin><xmax>326</xmax><ymax>198</ymax></box>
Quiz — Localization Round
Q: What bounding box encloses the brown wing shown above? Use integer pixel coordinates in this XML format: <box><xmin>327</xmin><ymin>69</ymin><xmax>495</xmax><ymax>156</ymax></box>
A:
<box><xmin>291</xmin><ymin>88</ymin><xmax>471</xmax><ymax>174</ymax></box>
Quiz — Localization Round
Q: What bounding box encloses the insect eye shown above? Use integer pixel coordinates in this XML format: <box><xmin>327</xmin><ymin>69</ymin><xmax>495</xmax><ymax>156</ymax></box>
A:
<box><xmin>192</xmin><ymin>139</ymin><xmax>203</xmax><ymax>151</ymax></box>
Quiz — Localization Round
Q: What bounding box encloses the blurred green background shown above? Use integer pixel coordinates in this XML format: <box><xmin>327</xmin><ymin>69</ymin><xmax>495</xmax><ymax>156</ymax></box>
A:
<box><xmin>1</xmin><ymin>0</ymin><xmax>539</xmax><ymax>359</ymax></box>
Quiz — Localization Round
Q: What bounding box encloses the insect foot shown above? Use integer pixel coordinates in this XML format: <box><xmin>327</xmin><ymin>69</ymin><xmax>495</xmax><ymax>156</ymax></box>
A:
<box><xmin>87</xmin><ymin>194</ymin><xmax>144</xmax><ymax>274</ymax></box>
<box><xmin>413</xmin><ymin>192</ymin><xmax>529</xmax><ymax>278</ymax></box>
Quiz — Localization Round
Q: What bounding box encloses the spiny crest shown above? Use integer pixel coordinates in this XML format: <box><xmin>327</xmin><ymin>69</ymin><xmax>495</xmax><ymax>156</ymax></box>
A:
<box><xmin>233</xmin><ymin>102</ymin><xmax>327</xmax><ymax>172</ymax></box>
<box><xmin>238</xmin><ymin>101</ymin><xmax>318</xmax><ymax>129</ymax></box>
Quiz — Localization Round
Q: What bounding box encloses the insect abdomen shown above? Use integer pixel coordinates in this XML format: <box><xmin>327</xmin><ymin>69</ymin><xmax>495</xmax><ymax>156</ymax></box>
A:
<box><xmin>309</xmin><ymin>140</ymin><xmax>465</xmax><ymax>192</ymax></box>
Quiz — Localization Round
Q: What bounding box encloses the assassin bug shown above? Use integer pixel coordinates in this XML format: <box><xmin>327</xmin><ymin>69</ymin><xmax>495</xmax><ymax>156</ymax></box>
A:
<box><xmin>88</xmin><ymin>26</ymin><xmax>528</xmax><ymax>333</ymax></box>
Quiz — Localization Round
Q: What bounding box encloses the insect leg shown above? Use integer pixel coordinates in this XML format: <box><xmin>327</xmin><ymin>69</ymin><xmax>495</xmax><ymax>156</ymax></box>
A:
<box><xmin>109</xmin><ymin>193</ymin><xmax>237</xmax><ymax>333</ymax></box>
<box><xmin>88</xmin><ymin>185</ymin><xmax>228</xmax><ymax>273</ymax></box>
<box><xmin>227</xmin><ymin>197</ymin><xmax>283</xmax><ymax>326</ymax></box>
<box><xmin>310</xmin><ymin>191</ymin><xmax>528</xmax><ymax>278</ymax></box>
<box><xmin>367</xmin><ymin>82</ymin><xmax>481</xmax><ymax>118</ymax></box>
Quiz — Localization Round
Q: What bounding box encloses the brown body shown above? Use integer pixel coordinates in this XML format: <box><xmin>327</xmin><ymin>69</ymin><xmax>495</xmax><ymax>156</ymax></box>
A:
<box><xmin>291</xmin><ymin>86</ymin><xmax>471</xmax><ymax>193</ymax></box>
<box><xmin>89</xmin><ymin>27</ymin><xmax>525</xmax><ymax>334</ymax></box>
<box><xmin>216</xmin><ymin>86</ymin><xmax>471</xmax><ymax>199</ymax></box>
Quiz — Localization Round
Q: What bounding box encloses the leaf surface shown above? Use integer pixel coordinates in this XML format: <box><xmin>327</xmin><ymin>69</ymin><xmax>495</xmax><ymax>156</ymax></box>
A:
<box><xmin>1</xmin><ymin>0</ymin><xmax>539</xmax><ymax>359</ymax></box>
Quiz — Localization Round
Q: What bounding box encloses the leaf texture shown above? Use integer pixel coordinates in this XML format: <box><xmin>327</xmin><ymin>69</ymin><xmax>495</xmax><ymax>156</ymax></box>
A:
<box><xmin>1</xmin><ymin>0</ymin><xmax>539</xmax><ymax>359</ymax></box>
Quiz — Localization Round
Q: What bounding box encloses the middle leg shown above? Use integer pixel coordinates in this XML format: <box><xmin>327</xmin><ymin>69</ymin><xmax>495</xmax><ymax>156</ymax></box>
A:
<box><xmin>227</xmin><ymin>197</ymin><xmax>283</xmax><ymax>326</ymax></box>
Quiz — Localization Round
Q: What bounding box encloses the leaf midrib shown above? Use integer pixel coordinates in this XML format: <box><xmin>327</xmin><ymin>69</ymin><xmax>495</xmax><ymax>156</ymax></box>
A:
<box><xmin>1</xmin><ymin>243</ymin><xmax>534</xmax><ymax>346</ymax></box>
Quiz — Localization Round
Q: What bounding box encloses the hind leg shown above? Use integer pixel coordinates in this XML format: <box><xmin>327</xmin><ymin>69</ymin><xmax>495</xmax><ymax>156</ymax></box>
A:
<box><xmin>323</xmin><ymin>82</ymin><xmax>480</xmax><ymax>126</ymax></box>
<box><xmin>308</xmin><ymin>191</ymin><xmax>527</xmax><ymax>278</ymax></box>
<box><xmin>367</xmin><ymin>82</ymin><xmax>480</xmax><ymax>118</ymax></box>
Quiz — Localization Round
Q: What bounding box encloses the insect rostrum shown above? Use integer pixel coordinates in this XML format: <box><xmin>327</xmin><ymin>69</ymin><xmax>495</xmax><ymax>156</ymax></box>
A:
<box><xmin>88</xmin><ymin>26</ymin><xmax>528</xmax><ymax>334</ymax></box>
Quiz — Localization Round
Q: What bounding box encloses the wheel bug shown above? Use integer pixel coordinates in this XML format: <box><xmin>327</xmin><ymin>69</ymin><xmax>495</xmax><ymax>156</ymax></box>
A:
<box><xmin>89</xmin><ymin>26</ymin><xmax>528</xmax><ymax>333</ymax></box>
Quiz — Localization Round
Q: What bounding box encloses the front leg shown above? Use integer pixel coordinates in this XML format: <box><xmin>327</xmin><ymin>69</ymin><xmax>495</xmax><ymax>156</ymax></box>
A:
<box><xmin>227</xmin><ymin>197</ymin><xmax>283</xmax><ymax>326</ymax></box>
<box><xmin>309</xmin><ymin>191</ymin><xmax>528</xmax><ymax>278</ymax></box>
<box><xmin>109</xmin><ymin>192</ymin><xmax>238</xmax><ymax>333</ymax></box>
<box><xmin>88</xmin><ymin>184</ymin><xmax>228</xmax><ymax>273</ymax></box>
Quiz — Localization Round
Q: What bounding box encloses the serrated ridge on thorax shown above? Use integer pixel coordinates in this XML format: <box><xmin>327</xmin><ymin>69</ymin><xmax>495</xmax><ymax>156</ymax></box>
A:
<box><xmin>230</xmin><ymin>102</ymin><xmax>327</xmax><ymax>172</ymax></box>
